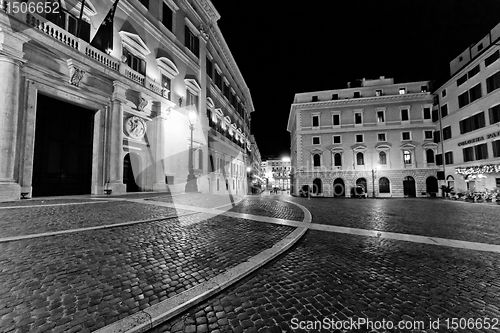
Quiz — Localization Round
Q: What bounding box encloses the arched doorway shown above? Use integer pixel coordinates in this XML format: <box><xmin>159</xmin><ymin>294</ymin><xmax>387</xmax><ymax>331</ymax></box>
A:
<box><xmin>426</xmin><ymin>176</ymin><xmax>438</xmax><ymax>196</ymax></box>
<box><xmin>379</xmin><ymin>177</ymin><xmax>390</xmax><ymax>194</ymax></box>
<box><xmin>333</xmin><ymin>178</ymin><xmax>345</xmax><ymax>197</ymax></box>
<box><xmin>312</xmin><ymin>178</ymin><xmax>322</xmax><ymax>195</ymax></box>
<box><xmin>403</xmin><ymin>176</ymin><xmax>416</xmax><ymax>197</ymax></box>
<box><xmin>356</xmin><ymin>178</ymin><xmax>367</xmax><ymax>193</ymax></box>
<box><xmin>123</xmin><ymin>153</ymin><xmax>140</xmax><ymax>192</ymax></box>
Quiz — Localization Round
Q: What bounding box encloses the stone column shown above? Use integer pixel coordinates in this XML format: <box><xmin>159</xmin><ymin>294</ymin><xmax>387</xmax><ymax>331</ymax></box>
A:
<box><xmin>105</xmin><ymin>81</ymin><xmax>127</xmax><ymax>194</ymax></box>
<box><xmin>0</xmin><ymin>29</ymin><xmax>28</xmax><ymax>201</ymax></box>
<box><xmin>152</xmin><ymin>101</ymin><xmax>168</xmax><ymax>191</ymax></box>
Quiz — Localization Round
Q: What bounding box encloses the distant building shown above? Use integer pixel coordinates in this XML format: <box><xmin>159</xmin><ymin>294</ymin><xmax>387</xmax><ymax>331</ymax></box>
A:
<box><xmin>433</xmin><ymin>22</ymin><xmax>500</xmax><ymax>193</ymax></box>
<box><xmin>287</xmin><ymin>77</ymin><xmax>438</xmax><ymax>197</ymax></box>
<box><xmin>262</xmin><ymin>157</ymin><xmax>291</xmax><ymax>190</ymax></box>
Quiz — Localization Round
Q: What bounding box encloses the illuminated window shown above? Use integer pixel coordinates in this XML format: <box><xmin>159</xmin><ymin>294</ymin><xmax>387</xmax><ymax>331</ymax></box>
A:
<box><xmin>403</xmin><ymin>150</ymin><xmax>412</xmax><ymax>164</ymax></box>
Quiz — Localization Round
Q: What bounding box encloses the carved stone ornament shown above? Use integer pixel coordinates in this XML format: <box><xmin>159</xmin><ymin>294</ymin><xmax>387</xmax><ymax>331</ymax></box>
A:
<box><xmin>125</xmin><ymin>116</ymin><xmax>147</xmax><ymax>139</ymax></box>
<box><xmin>198</xmin><ymin>24</ymin><xmax>209</xmax><ymax>41</ymax></box>
<box><xmin>69</xmin><ymin>66</ymin><xmax>85</xmax><ymax>87</ymax></box>
<box><xmin>137</xmin><ymin>97</ymin><xmax>149</xmax><ymax>111</ymax></box>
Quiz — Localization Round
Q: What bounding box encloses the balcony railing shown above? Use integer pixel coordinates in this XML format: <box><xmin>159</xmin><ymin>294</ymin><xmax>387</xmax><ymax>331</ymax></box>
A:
<box><xmin>1</xmin><ymin>9</ymin><xmax>168</xmax><ymax>98</ymax></box>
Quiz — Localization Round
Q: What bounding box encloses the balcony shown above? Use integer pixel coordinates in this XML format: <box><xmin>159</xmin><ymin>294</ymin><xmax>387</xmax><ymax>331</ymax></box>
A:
<box><xmin>4</xmin><ymin>10</ymin><xmax>168</xmax><ymax>98</ymax></box>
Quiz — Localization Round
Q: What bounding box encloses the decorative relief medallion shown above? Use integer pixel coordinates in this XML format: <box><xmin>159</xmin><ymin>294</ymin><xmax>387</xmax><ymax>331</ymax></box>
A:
<box><xmin>69</xmin><ymin>67</ymin><xmax>85</xmax><ymax>87</ymax></box>
<box><xmin>125</xmin><ymin>116</ymin><xmax>147</xmax><ymax>139</ymax></box>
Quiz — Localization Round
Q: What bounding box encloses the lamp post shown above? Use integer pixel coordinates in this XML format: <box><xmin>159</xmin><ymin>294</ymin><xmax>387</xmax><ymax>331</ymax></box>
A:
<box><xmin>372</xmin><ymin>167</ymin><xmax>376</xmax><ymax>198</ymax></box>
<box><xmin>185</xmin><ymin>109</ymin><xmax>198</xmax><ymax>192</ymax></box>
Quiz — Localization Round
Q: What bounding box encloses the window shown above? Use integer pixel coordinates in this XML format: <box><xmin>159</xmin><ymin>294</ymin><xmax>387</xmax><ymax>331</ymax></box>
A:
<box><xmin>423</xmin><ymin>107</ymin><xmax>431</xmax><ymax>120</ymax></box>
<box><xmin>445</xmin><ymin>151</ymin><xmax>454</xmax><ymax>164</ymax></box>
<box><xmin>440</xmin><ymin>104</ymin><xmax>448</xmax><ymax>118</ymax></box>
<box><xmin>354</xmin><ymin>112</ymin><xmax>362</xmax><ymax>124</ymax></box>
<box><xmin>185</xmin><ymin>26</ymin><xmax>200</xmax><ymax>57</ymax></box>
<box><xmin>459</xmin><ymin>112</ymin><xmax>485</xmax><ymax>134</ymax></box>
<box><xmin>457</xmin><ymin>74</ymin><xmax>467</xmax><ymax>86</ymax></box>
<box><xmin>485</xmin><ymin>50</ymin><xmax>499</xmax><ymax>67</ymax></box>
<box><xmin>377</xmin><ymin>133</ymin><xmax>386</xmax><ymax>142</ymax></box>
<box><xmin>377</xmin><ymin>111</ymin><xmax>385</xmax><ymax>123</ymax></box>
<box><xmin>312</xmin><ymin>136</ymin><xmax>320</xmax><ymax>145</ymax></box>
<box><xmin>332</xmin><ymin>94</ymin><xmax>339</xmax><ymax>100</ymax></box>
<box><xmin>426</xmin><ymin>149</ymin><xmax>435</xmax><ymax>163</ymax></box>
<box><xmin>312</xmin><ymin>95</ymin><xmax>318</xmax><ymax>102</ymax></box>
<box><xmin>442</xmin><ymin>89</ymin><xmax>447</xmax><ymax>97</ymax></box>
<box><xmin>432</xmin><ymin>109</ymin><xmax>439</xmax><ymax>122</ymax></box>
<box><xmin>421</xmin><ymin>85</ymin><xmax>428</xmax><ymax>92</ymax></box>
<box><xmin>206</xmin><ymin>58</ymin><xmax>213</xmax><ymax>78</ymax></box>
<box><xmin>354</xmin><ymin>91</ymin><xmax>361</xmax><ymax>98</ymax></box>
<box><xmin>356</xmin><ymin>152</ymin><xmax>364</xmax><ymax>165</ymax></box>
<box><xmin>399</xmin><ymin>87</ymin><xmax>406</xmax><ymax>94</ymax></box>
<box><xmin>403</xmin><ymin>150</ymin><xmax>412</xmax><ymax>164</ymax></box>
<box><xmin>47</xmin><ymin>8</ymin><xmax>91</xmax><ymax>42</ymax></box>
<box><xmin>490</xmin><ymin>105</ymin><xmax>500</xmax><ymax>124</ymax></box>
<box><xmin>334</xmin><ymin>153</ymin><xmax>342</xmax><ymax>166</ymax></box>
<box><xmin>379</xmin><ymin>151</ymin><xmax>387</xmax><ymax>165</ymax></box>
<box><xmin>463</xmin><ymin>146</ymin><xmax>474</xmax><ymax>162</ymax></box>
<box><xmin>468</xmin><ymin>64</ymin><xmax>480</xmax><ymax>78</ymax></box>
<box><xmin>424</xmin><ymin>130</ymin><xmax>433</xmax><ymax>139</ymax></box>
<box><xmin>356</xmin><ymin>134</ymin><xmax>363</xmax><ymax>143</ymax></box>
<box><xmin>333</xmin><ymin>135</ymin><xmax>341</xmax><ymax>144</ymax></box>
<box><xmin>443</xmin><ymin>126</ymin><xmax>452</xmax><ymax>140</ymax></box>
<box><xmin>214</xmin><ymin>70</ymin><xmax>222</xmax><ymax>89</ymax></box>
<box><xmin>469</xmin><ymin>84</ymin><xmax>482</xmax><ymax>102</ymax></box>
<box><xmin>223</xmin><ymin>82</ymin><xmax>230</xmax><ymax>99</ymax></box>
<box><xmin>139</xmin><ymin>0</ymin><xmax>149</xmax><ymax>9</ymax></box>
<box><xmin>402</xmin><ymin>131</ymin><xmax>411</xmax><ymax>141</ymax></box>
<box><xmin>475</xmin><ymin>143</ymin><xmax>488</xmax><ymax>160</ymax></box>
<box><xmin>162</xmin><ymin>74</ymin><xmax>171</xmax><ymax>99</ymax></box>
<box><xmin>401</xmin><ymin>109</ymin><xmax>409</xmax><ymax>121</ymax></box>
<box><xmin>493</xmin><ymin>140</ymin><xmax>500</xmax><ymax>157</ymax></box>
<box><xmin>458</xmin><ymin>91</ymin><xmax>469</xmax><ymax>108</ymax></box>
<box><xmin>123</xmin><ymin>48</ymin><xmax>146</xmax><ymax>75</ymax></box>
<box><xmin>433</xmin><ymin>130</ymin><xmax>440</xmax><ymax>143</ymax></box>
<box><xmin>332</xmin><ymin>114</ymin><xmax>340</xmax><ymax>126</ymax></box>
<box><xmin>436</xmin><ymin>153</ymin><xmax>443</xmax><ymax>165</ymax></box>
<box><xmin>375</xmin><ymin>89</ymin><xmax>382</xmax><ymax>96</ymax></box>
<box><xmin>313</xmin><ymin>154</ymin><xmax>321</xmax><ymax>167</ymax></box>
<box><xmin>486</xmin><ymin>72</ymin><xmax>500</xmax><ymax>93</ymax></box>
<box><xmin>379</xmin><ymin>177</ymin><xmax>390</xmax><ymax>193</ymax></box>
<box><xmin>186</xmin><ymin>90</ymin><xmax>198</xmax><ymax>110</ymax></box>
<box><xmin>312</xmin><ymin>115</ymin><xmax>320</xmax><ymax>127</ymax></box>
<box><xmin>162</xmin><ymin>2</ymin><xmax>173</xmax><ymax>31</ymax></box>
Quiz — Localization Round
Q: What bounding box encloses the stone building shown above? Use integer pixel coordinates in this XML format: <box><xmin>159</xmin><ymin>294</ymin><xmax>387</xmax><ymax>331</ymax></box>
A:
<box><xmin>287</xmin><ymin>77</ymin><xmax>439</xmax><ymax>198</ymax></box>
<box><xmin>262</xmin><ymin>157</ymin><xmax>291</xmax><ymax>191</ymax></box>
<box><xmin>433</xmin><ymin>22</ymin><xmax>500</xmax><ymax>194</ymax></box>
<box><xmin>0</xmin><ymin>0</ymin><xmax>255</xmax><ymax>201</ymax></box>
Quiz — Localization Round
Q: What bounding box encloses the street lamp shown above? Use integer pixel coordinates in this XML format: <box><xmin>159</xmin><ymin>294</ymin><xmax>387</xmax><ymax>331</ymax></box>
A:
<box><xmin>372</xmin><ymin>165</ymin><xmax>378</xmax><ymax>198</ymax></box>
<box><xmin>185</xmin><ymin>109</ymin><xmax>198</xmax><ymax>192</ymax></box>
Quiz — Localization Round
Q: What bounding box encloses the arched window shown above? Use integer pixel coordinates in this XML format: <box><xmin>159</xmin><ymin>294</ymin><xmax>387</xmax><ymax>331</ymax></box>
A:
<box><xmin>356</xmin><ymin>152</ymin><xmax>364</xmax><ymax>165</ymax></box>
<box><xmin>379</xmin><ymin>151</ymin><xmax>387</xmax><ymax>165</ymax></box>
<box><xmin>313</xmin><ymin>154</ymin><xmax>321</xmax><ymax>167</ymax></box>
<box><xmin>334</xmin><ymin>153</ymin><xmax>342</xmax><ymax>166</ymax></box>
<box><xmin>446</xmin><ymin>175</ymin><xmax>455</xmax><ymax>189</ymax></box>
<box><xmin>379</xmin><ymin>177</ymin><xmax>390</xmax><ymax>193</ymax></box>
<box><xmin>403</xmin><ymin>150</ymin><xmax>412</xmax><ymax>164</ymax></box>
<box><xmin>426</xmin><ymin>149</ymin><xmax>435</xmax><ymax>163</ymax></box>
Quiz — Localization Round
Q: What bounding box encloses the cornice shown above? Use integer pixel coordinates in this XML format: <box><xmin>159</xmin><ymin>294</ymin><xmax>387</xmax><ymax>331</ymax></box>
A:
<box><xmin>292</xmin><ymin>93</ymin><xmax>433</xmax><ymax>110</ymax></box>
<box><xmin>194</xmin><ymin>0</ymin><xmax>220</xmax><ymax>23</ymax></box>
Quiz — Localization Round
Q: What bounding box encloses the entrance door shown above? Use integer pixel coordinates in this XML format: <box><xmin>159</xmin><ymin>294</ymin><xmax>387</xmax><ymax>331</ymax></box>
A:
<box><xmin>123</xmin><ymin>153</ymin><xmax>140</xmax><ymax>192</ymax></box>
<box><xmin>32</xmin><ymin>94</ymin><xmax>94</xmax><ymax>196</ymax></box>
<box><xmin>312</xmin><ymin>178</ymin><xmax>322</xmax><ymax>195</ymax></box>
<box><xmin>403</xmin><ymin>176</ymin><xmax>416</xmax><ymax>197</ymax></box>
<box><xmin>426</xmin><ymin>176</ymin><xmax>438</xmax><ymax>196</ymax></box>
<box><xmin>333</xmin><ymin>178</ymin><xmax>345</xmax><ymax>197</ymax></box>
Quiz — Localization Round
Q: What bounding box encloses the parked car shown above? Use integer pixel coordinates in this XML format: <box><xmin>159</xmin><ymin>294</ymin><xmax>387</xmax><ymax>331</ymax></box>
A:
<box><xmin>350</xmin><ymin>185</ymin><xmax>366</xmax><ymax>198</ymax></box>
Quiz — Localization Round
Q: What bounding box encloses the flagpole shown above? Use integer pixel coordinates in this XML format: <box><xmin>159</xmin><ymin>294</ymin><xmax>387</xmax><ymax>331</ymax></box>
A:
<box><xmin>77</xmin><ymin>0</ymin><xmax>86</xmax><ymax>38</ymax></box>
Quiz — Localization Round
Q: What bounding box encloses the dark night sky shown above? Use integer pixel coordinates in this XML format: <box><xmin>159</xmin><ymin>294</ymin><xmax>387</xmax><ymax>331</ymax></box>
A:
<box><xmin>210</xmin><ymin>0</ymin><xmax>500</xmax><ymax>159</ymax></box>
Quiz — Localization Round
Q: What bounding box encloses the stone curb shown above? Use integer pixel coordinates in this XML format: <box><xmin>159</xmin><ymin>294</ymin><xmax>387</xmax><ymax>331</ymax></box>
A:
<box><xmin>94</xmin><ymin>198</ymin><xmax>312</xmax><ymax>333</ymax></box>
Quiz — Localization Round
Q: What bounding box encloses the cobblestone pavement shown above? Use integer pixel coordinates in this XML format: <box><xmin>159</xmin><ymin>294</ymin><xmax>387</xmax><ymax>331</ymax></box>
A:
<box><xmin>284</xmin><ymin>196</ymin><xmax>500</xmax><ymax>245</ymax></box>
<box><xmin>227</xmin><ymin>197</ymin><xmax>304</xmax><ymax>222</ymax></box>
<box><xmin>0</xmin><ymin>201</ymin><xmax>193</xmax><ymax>238</ymax></box>
<box><xmin>147</xmin><ymin>193</ymin><xmax>244</xmax><ymax>208</ymax></box>
<box><xmin>0</xmin><ymin>213</ymin><xmax>295</xmax><ymax>333</ymax></box>
<box><xmin>148</xmin><ymin>230</ymin><xmax>500</xmax><ymax>333</ymax></box>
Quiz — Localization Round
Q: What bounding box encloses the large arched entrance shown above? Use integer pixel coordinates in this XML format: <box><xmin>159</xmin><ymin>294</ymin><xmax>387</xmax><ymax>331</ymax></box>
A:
<box><xmin>403</xmin><ymin>176</ymin><xmax>416</xmax><ymax>197</ymax></box>
<box><xmin>312</xmin><ymin>178</ymin><xmax>323</xmax><ymax>195</ymax></box>
<box><xmin>356</xmin><ymin>178</ymin><xmax>367</xmax><ymax>193</ymax></box>
<box><xmin>123</xmin><ymin>153</ymin><xmax>140</xmax><ymax>192</ymax></box>
<box><xmin>32</xmin><ymin>94</ymin><xmax>95</xmax><ymax>197</ymax></box>
<box><xmin>426</xmin><ymin>176</ymin><xmax>438</xmax><ymax>196</ymax></box>
<box><xmin>333</xmin><ymin>178</ymin><xmax>345</xmax><ymax>197</ymax></box>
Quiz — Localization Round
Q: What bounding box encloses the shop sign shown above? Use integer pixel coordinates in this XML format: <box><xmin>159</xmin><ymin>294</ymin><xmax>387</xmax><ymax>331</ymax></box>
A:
<box><xmin>457</xmin><ymin>130</ymin><xmax>500</xmax><ymax>146</ymax></box>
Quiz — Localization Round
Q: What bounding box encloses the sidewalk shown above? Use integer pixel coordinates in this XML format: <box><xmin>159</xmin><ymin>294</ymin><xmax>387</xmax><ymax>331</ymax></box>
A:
<box><xmin>0</xmin><ymin>193</ymin><xmax>311</xmax><ymax>333</ymax></box>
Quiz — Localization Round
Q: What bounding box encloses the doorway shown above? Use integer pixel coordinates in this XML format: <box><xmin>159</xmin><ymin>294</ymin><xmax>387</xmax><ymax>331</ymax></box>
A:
<box><xmin>403</xmin><ymin>176</ymin><xmax>416</xmax><ymax>197</ymax></box>
<box><xmin>32</xmin><ymin>94</ymin><xmax>94</xmax><ymax>196</ymax></box>
<box><xmin>123</xmin><ymin>153</ymin><xmax>140</xmax><ymax>192</ymax></box>
<box><xmin>333</xmin><ymin>178</ymin><xmax>345</xmax><ymax>197</ymax></box>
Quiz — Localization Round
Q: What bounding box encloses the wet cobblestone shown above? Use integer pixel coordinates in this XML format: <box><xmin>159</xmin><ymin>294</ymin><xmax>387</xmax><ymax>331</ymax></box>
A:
<box><xmin>286</xmin><ymin>197</ymin><xmax>500</xmax><ymax>245</ymax></box>
<box><xmin>228</xmin><ymin>197</ymin><xmax>305</xmax><ymax>222</ymax></box>
<box><xmin>0</xmin><ymin>201</ymin><xmax>191</xmax><ymax>238</ymax></box>
<box><xmin>148</xmin><ymin>230</ymin><xmax>500</xmax><ymax>333</ymax></box>
<box><xmin>147</xmin><ymin>193</ymin><xmax>244</xmax><ymax>208</ymax></box>
<box><xmin>0</xmin><ymin>215</ymin><xmax>295</xmax><ymax>333</ymax></box>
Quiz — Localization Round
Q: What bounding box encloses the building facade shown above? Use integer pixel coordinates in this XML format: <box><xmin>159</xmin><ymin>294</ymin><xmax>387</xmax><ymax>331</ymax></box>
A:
<box><xmin>287</xmin><ymin>77</ymin><xmax>439</xmax><ymax>198</ymax></box>
<box><xmin>262</xmin><ymin>157</ymin><xmax>291</xmax><ymax>190</ymax></box>
<box><xmin>0</xmin><ymin>0</ymin><xmax>256</xmax><ymax>201</ymax></box>
<box><xmin>433</xmin><ymin>22</ymin><xmax>500</xmax><ymax>194</ymax></box>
